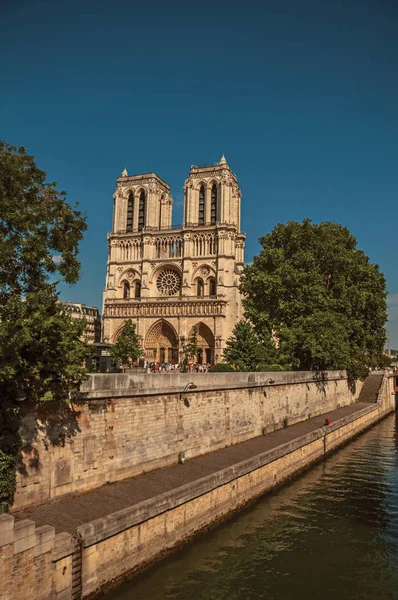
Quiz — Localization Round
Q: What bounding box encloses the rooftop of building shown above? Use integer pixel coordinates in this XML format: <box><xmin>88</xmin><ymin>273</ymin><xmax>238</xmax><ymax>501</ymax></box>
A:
<box><xmin>189</xmin><ymin>154</ymin><xmax>230</xmax><ymax>171</ymax></box>
<box><xmin>117</xmin><ymin>171</ymin><xmax>170</xmax><ymax>189</ymax></box>
<box><xmin>60</xmin><ymin>301</ymin><xmax>100</xmax><ymax>316</ymax></box>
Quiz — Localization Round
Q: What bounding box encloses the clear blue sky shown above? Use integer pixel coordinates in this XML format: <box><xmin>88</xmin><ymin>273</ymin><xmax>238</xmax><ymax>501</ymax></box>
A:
<box><xmin>1</xmin><ymin>0</ymin><xmax>398</xmax><ymax>344</ymax></box>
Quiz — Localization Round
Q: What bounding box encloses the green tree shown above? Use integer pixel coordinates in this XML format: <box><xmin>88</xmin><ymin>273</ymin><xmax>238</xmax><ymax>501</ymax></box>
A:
<box><xmin>110</xmin><ymin>320</ymin><xmax>143</xmax><ymax>366</ymax></box>
<box><xmin>240</xmin><ymin>219</ymin><xmax>387</xmax><ymax>378</ymax></box>
<box><xmin>223</xmin><ymin>320</ymin><xmax>277</xmax><ymax>371</ymax></box>
<box><xmin>180</xmin><ymin>327</ymin><xmax>198</xmax><ymax>372</ymax></box>
<box><xmin>0</xmin><ymin>141</ymin><xmax>87</xmax><ymax>506</ymax></box>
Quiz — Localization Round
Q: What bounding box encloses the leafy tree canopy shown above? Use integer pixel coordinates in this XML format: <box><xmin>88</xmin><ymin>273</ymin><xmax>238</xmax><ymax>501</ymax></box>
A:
<box><xmin>110</xmin><ymin>320</ymin><xmax>143</xmax><ymax>366</ymax></box>
<box><xmin>223</xmin><ymin>320</ymin><xmax>278</xmax><ymax>371</ymax></box>
<box><xmin>180</xmin><ymin>327</ymin><xmax>198</xmax><ymax>372</ymax></box>
<box><xmin>0</xmin><ymin>141</ymin><xmax>87</xmax><ymax>506</ymax></box>
<box><xmin>240</xmin><ymin>219</ymin><xmax>387</xmax><ymax>378</ymax></box>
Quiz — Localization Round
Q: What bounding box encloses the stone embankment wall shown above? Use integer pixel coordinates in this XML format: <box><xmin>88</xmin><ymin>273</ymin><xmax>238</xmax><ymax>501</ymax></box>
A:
<box><xmin>2</xmin><ymin>375</ymin><xmax>394</xmax><ymax>600</ymax></box>
<box><xmin>0</xmin><ymin>514</ymin><xmax>75</xmax><ymax>600</ymax></box>
<box><xmin>14</xmin><ymin>371</ymin><xmax>359</xmax><ymax>510</ymax></box>
<box><xmin>77</xmin><ymin>376</ymin><xmax>394</xmax><ymax>598</ymax></box>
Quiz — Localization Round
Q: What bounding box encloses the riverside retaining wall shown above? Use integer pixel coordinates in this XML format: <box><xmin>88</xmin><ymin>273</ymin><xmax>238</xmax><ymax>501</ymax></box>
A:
<box><xmin>14</xmin><ymin>371</ymin><xmax>359</xmax><ymax>510</ymax></box>
<box><xmin>1</xmin><ymin>375</ymin><xmax>394</xmax><ymax>600</ymax></box>
<box><xmin>0</xmin><ymin>515</ymin><xmax>75</xmax><ymax>600</ymax></box>
<box><xmin>77</xmin><ymin>383</ymin><xmax>394</xmax><ymax>598</ymax></box>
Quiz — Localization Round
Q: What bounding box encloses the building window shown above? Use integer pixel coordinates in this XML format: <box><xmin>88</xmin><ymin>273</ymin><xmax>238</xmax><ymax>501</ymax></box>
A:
<box><xmin>197</xmin><ymin>279</ymin><xmax>204</xmax><ymax>297</ymax></box>
<box><xmin>135</xmin><ymin>281</ymin><xmax>141</xmax><ymax>298</ymax></box>
<box><xmin>138</xmin><ymin>191</ymin><xmax>146</xmax><ymax>230</ymax></box>
<box><xmin>211</xmin><ymin>184</ymin><xmax>217</xmax><ymax>224</ymax></box>
<box><xmin>198</xmin><ymin>185</ymin><xmax>205</xmax><ymax>225</ymax></box>
<box><xmin>209</xmin><ymin>278</ymin><xmax>216</xmax><ymax>296</ymax></box>
<box><xmin>159</xmin><ymin>196</ymin><xmax>163</xmax><ymax>229</ymax></box>
<box><xmin>126</xmin><ymin>193</ymin><xmax>134</xmax><ymax>231</ymax></box>
<box><xmin>123</xmin><ymin>281</ymin><xmax>130</xmax><ymax>299</ymax></box>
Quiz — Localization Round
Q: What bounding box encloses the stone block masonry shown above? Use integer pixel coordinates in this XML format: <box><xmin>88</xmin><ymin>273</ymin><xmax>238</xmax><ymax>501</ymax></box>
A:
<box><xmin>6</xmin><ymin>375</ymin><xmax>394</xmax><ymax>600</ymax></box>
<box><xmin>14</xmin><ymin>371</ymin><xmax>361</xmax><ymax>510</ymax></box>
<box><xmin>78</xmin><ymin>397</ymin><xmax>394</xmax><ymax>598</ymax></box>
<box><xmin>0</xmin><ymin>514</ymin><xmax>74</xmax><ymax>600</ymax></box>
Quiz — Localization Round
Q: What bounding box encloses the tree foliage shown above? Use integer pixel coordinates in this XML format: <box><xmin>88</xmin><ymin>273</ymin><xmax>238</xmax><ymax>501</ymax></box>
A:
<box><xmin>110</xmin><ymin>320</ymin><xmax>143</xmax><ymax>366</ymax></box>
<box><xmin>180</xmin><ymin>327</ymin><xmax>198</xmax><ymax>372</ymax></box>
<box><xmin>240</xmin><ymin>220</ymin><xmax>387</xmax><ymax>378</ymax></box>
<box><xmin>223</xmin><ymin>320</ymin><xmax>277</xmax><ymax>371</ymax></box>
<box><xmin>0</xmin><ymin>141</ymin><xmax>87</xmax><ymax>506</ymax></box>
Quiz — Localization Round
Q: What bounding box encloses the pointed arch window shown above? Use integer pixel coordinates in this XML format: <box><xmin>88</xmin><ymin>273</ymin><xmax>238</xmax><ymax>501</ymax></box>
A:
<box><xmin>135</xmin><ymin>281</ymin><xmax>141</xmax><ymax>298</ymax></box>
<box><xmin>211</xmin><ymin>184</ymin><xmax>217</xmax><ymax>224</ymax></box>
<box><xmin>197</xmin><ymin>279</ymin><xmax>204</xmax><ymax>297</ymax></box>
<box><xmin>138</xmin><ymin>191</ymin><xmax>146</xmax><ymax>231</ymax></box>
<box><xmin>126</xmin><ymin>193</ymin><xmax>134</xmax><ymax>231</ymax></box>
<box><xmin>198</xmin><ymin>185</ymin><xmax>205</xmax><ymax>225</ymax></box>
<box><xmin>159</xmin><ymin>195</ymin><xmax>164</xmax><ymax>230</ymax></box>
<box><xmin>123</xmin><ymin>281</ymin><xmax>130</xmax><ymax>299</ymax></box>
<box><xmin>209</xmin><ymin>278</ymin><xmax>216</xmax><ymax>297</ymax></box>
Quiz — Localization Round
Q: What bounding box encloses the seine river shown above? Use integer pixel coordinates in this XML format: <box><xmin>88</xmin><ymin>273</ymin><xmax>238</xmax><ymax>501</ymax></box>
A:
<box><xmin>105</xmin><ymin>413</ymin><xmax>398</xmax><ymax>600</ymax></box>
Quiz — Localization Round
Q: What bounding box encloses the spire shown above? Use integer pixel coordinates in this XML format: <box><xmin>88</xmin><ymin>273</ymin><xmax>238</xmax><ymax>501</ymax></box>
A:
<box><xmin>121</xmin><ymin>167</ymin><xmax>128</xmax><ymax>177</ymax></box>
<box><xmin>219</xmin><ymin>154</ymin><xmax>227</xmax><ymax>165</ymax></box>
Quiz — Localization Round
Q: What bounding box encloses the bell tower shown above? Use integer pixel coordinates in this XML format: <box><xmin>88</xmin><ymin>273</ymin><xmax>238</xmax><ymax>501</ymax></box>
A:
<box><xmin>183</xmin><ymin>155</ymin><xmax>241</xmax><ymax>230</ymax></box>
<box><xmin>103</xmin><ymin>155</ymin><xmax>245</xmax><ymax>364</ymax></box>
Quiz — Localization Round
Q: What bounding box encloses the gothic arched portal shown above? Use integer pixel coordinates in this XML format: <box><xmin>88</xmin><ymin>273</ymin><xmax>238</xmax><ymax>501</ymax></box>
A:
<box><xmin>145</xmin><ymin>319</ymin><xmax>179</xmax><ymax>363</ymax></box>
<box><xmin>191</xmin><ymin>322</ymin><xmax>215</xmax><ymax>365</ymax></box>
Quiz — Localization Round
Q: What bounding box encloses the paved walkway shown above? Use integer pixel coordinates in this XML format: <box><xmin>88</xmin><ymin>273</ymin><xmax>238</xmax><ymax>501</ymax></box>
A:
<box><xmin>15</xmin><ymin>403</ymin><xmax>371</xmax><ymax>535</ymax></box>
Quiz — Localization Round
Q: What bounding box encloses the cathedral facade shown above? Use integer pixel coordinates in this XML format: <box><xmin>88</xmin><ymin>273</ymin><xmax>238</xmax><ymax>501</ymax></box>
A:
<box><xmin>102</xmin><ymin>155</ymin><xmax>245</xmax><ymax>364</ymax></box>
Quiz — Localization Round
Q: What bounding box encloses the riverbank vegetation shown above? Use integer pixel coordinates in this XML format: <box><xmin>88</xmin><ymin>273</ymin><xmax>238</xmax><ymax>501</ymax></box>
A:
<box><xmin>225</xmin><ymin>220</ymin><xmax>388</xmax><ymax>378</ymax></box>
<box><xmin>0</xmin><ymin>141</ymin><xmax>87</xmax><ymax>507</ymax></box>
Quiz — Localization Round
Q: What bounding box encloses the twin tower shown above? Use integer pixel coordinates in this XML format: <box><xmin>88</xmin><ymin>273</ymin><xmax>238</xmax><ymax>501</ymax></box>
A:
<box><xmin>102</xmin><ymin>155</ymin><xmax>246</xmax><ymax>365</ymax></box>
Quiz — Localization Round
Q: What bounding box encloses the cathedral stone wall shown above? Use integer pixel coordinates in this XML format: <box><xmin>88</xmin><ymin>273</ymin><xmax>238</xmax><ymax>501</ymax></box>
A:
<box><xmin>102</xmin><ymin>156</ymin><xmax>246</xmax><ymax>363</ymax></box>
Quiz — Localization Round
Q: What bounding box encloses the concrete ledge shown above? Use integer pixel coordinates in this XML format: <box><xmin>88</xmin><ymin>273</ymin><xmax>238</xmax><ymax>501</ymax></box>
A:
<box><xmin>77</xmin><ymin>402</ymin><xmax>378</xmax><ymax>547</ymax></box>
<box><xmin>52</xmin><ymin>532</ymin><xmax>75</xmax><ymax>562</ymax></box>
<box><xmin>78</xmin><ymin>370</ymin><xmax>348</xmax><ymax>399</ymax></box>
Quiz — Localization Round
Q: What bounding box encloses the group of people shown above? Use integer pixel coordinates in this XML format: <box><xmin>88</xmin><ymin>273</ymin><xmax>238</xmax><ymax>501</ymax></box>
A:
<box><xmin>143</xmin><ymin>361</ymin><xmax>212</xmax><ymax>373</ymax></box>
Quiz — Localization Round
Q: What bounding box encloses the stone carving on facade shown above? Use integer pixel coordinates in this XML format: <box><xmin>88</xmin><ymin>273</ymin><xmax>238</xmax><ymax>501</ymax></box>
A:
<box><xmin>107</xmin><ymin>274</ymin><xmax>115</xmax><ymax>290</ymax></box>
<box><xmin>192</xmin><ymin>262</ymin><xmax>198</xmax><ymax>268</ymax></box>
<box><xmin>200</xmin><ymin>266</ymin><xmax>210</xmax><ymax>277</ymax></box>
<box><xmin>117</xmin><ymin>266</ymin><xmax>123</xmax><ymax>272</ymax></box>
<box><xmin>221</xmin><ymin>171</ymin><xmax>232</xmax><ymax>186</ymax></box>
<box><xmin>148</xmin><ymin>182</ymin><xmax>159</xmax><ymax>194</ymax></box>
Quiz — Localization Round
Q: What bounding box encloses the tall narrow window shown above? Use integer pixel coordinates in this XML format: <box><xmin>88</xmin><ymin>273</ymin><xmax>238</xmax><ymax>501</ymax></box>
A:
<box><xmin>209</xmin><ymin>278</ymin><xmax>216</xmax><ymax>297</ymax></box>
<box><xmin>159</xmin><ymin>196</ymin><xmax>163</xmax><ymax>230</ymax></box>
<box><xmin>211</xmin><ymin>184</ymin><xmax>217</xmax><ymax>224</ymax></box>
<box><xmin>123</xmin><ymin>281</ymin><xmax>130</xmax><ymax>299</ymax></box>
<box><xmin>135</xmin><ymin>281</ymin><xmax>141</xmax><ymax>298</ymax></box>
<box><xmin>197</xmin><ymin>279</ymin><xmax>204</xmax><ymax>297</ymax></box>
<box><xmin>198</xmin><ymin>185</ymin><xmax>205</xmax><ymax>225</ymax></box>
<box><xmin>126</xmin><ymin>193</ymin><xmax>134</xmax><ymax>231</ymax></box>
<box><xmin>138</xmin><ymin>191</ymin><xmax>146</xmax><ymax>231</ymax></box>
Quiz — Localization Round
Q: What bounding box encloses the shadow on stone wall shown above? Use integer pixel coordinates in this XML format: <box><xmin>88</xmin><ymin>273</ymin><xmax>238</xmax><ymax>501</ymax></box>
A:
<box><xmin>17</xmin><ymin>399</ymin><xmax>83</xmax><ymax>478</ymax></box>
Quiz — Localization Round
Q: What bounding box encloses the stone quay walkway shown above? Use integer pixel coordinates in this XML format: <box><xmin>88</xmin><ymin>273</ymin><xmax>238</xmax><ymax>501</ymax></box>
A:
<box><xmin>15</xmin><ymin>403</ymin><xmax>371</xmax><ymax>535</ymax></box>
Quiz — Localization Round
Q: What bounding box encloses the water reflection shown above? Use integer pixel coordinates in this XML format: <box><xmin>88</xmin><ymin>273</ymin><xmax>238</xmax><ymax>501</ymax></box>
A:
<box><xmin>105</xmin><ymin>414</ymin><xmax>398</xmax><ymax>600</ymax></box>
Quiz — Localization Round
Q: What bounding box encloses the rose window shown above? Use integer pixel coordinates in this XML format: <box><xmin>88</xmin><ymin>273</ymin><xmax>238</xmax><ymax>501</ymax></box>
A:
<box><xmin>156</xmin><ymin>269</ymin><xmax>181</xmax><ymax>296</ymax></box>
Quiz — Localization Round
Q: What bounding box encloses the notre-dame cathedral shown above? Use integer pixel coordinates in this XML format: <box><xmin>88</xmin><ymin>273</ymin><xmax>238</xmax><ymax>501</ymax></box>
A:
<box><xmin>102</xmin><ymin>155</ymin><xmax>246</xmax><ymax>364</ymax></box>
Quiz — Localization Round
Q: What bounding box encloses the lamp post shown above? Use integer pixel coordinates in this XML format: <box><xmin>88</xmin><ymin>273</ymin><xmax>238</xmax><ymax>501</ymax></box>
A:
<box><xmin>180</xmin><ymin>382</ymin><xmax>197</xmax><ymax>407</ymax></box>
<box><xmin>262</xmin><ymin>378</ymin><xmax>275</xmax><ymax>397</ymax></box>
